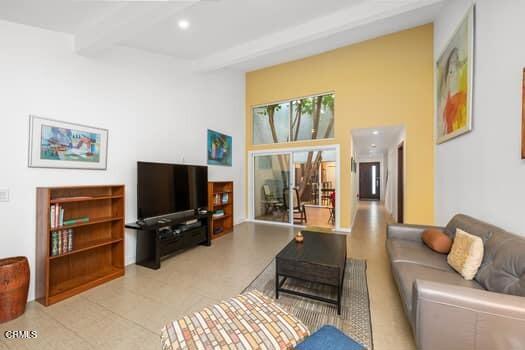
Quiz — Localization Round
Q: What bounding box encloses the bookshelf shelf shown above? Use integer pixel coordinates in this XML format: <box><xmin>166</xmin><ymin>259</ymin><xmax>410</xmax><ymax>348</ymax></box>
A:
<box><xmin>50</xmin><ymin>195</ymin><xmax>124</xmax><ymax>204</ymax></box>
<box><xmin>212</xmin><ymin>214</ymin><xmax>231</xmax><ymax>220</ymax></box>
<box><xmin>49</xmin><ymin>238</ymin><xmax>124</xmax><ymax>260</ymax></box>
<box><xmin>36</xmin><ymin>185</ymin><xmax>125</xmax><ymax>306</ymax></box>
<box><xmin>48</xmin><ymin>216</ymin><xmax>124</xmax><ymax>231</ymax></box>
<box><xmin>212</xmin><ymin>202</ymin><xmax>231</xmax><ymax>208</ymax></box>
<box><xmin>208</xmin><ymin>182</ymin><xmax>234</xmax><ymax>240</ymax></box>
<box><xmin>48</xmin><ymin>266</ymin><xmax>123</xmax><ymax>305</ymax></box>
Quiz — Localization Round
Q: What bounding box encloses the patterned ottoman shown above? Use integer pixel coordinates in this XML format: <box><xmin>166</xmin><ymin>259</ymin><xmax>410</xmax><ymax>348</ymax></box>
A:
<box><xmin>161</xmin><ymin>290</ymin><xmax>310</xmax><ymax>350</ymax></box>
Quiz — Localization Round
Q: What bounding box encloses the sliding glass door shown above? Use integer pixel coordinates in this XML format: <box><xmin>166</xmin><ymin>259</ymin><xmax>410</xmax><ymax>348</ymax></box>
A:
<box><xmin>251</xmin><ymin>147</ymin><xmax>338</xmax><ymax>228</ymax></box>
<box><xmin>253</xmin><ymin>154</ymin><xmax>291</xmax><ymax>223</ymax></box>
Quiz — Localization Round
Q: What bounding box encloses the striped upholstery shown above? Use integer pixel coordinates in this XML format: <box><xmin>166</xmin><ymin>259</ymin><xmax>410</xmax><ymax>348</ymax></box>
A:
<box><xmin>161</xmin><ymin>290</ymin><xmax>310</xmax><ymax>350</ymax></box>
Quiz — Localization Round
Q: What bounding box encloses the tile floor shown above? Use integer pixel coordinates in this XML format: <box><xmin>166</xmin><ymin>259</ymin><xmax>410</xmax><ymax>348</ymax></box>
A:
<box><xmin>0</xmin><ymin>201</ymin><xmax>414</xmax><ymax>350</ymax></box>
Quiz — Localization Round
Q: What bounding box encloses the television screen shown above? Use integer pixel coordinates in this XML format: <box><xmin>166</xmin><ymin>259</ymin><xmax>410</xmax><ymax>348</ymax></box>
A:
<box><xmin>137</xmin><ymin>162</ymin><xmax>208</xmax><ymax>220</ymax></box>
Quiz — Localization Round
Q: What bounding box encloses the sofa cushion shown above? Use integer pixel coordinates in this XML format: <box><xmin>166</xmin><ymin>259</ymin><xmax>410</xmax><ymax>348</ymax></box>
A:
<box><xmin>447</xmin><ymin>229</ymin><xmax>484</xmax><ymax>280</ymax></box>
<box><xmin>446</xmin><ymin>214</ymin><xmax>525</xmax><ymax>296</ymax></box>
<box><xmin>391</xmin><ymin>262</ymin><xmax>484</xmax><ymax>327</ymax></box>
<box><xmin>422</xmin><ymin>228</ymin><xmax>452</xmax><ymax>253</ymax></box>
<box><xmin>475</xmin><ymin>233</ymin><xmax>525</xmax><ymax>296</ymax></box>
<box><xmin>387</xmin><ymin>239</ymin><xmax>453</xmax><ymax>272</ymax></box>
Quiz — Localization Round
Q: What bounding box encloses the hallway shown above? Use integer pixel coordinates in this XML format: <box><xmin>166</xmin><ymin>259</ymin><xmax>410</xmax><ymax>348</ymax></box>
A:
<box><xmin>348</xmin><ymin>201</ymin><xmax>415</xmax><ymax>349</ymax></box>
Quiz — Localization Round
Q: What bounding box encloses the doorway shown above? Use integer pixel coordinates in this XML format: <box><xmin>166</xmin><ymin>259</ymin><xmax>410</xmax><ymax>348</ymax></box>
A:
<box><xmin>397</xmin><ymin>142</ymin><xmax>404</xmax><ymax>223</ymax></box>
<box><xmin>359</xmin><ymin>162</ymin><xmax>380</xmax><ymax>200</ymax></box>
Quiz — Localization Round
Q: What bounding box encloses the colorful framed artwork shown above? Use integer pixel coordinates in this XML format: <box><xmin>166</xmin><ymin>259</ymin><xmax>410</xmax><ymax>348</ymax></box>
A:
<box><xmin>522</xmin><ymin>68</ymin><xmax>525</xmax><ymax>159</ymax></box>
<box><xmin>28</xmin><ymin>116</ymin><xmax>108</xmax><ymax>170</ymax></box>
<box><xmin>436</xmin><ymin>6</ymin><xmax>475</xmax><ymax>144</ymax></box>
<box><xmin>207</xmin><ymin>129</ymin><xmax>232</xmax><ymax>166</ymax></box>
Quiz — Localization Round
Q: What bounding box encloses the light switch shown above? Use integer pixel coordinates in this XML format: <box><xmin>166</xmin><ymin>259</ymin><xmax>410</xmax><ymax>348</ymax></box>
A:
<box><xmin>0</xmin><ymin>188</ymin><xmax>9</xmax><ymax>202</ymax></box>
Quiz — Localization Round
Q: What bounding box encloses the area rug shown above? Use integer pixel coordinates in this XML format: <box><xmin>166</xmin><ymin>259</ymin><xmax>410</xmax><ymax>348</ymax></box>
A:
<box><xmin>243</xmin><ymin>259</ymin><xmax>373</xmax><ymax>350</ymax></box>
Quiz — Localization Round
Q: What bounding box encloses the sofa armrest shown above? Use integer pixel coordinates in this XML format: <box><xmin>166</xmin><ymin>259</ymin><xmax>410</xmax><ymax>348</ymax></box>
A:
<box><xmin>386</xmin><ymin>223</ymin><xmax>443</xmax><ymax>242</ymax></box>
<box><xmin>413</xmin><ymin>280</ymin><xmax>525</xmax><ymax>350</ymax></box>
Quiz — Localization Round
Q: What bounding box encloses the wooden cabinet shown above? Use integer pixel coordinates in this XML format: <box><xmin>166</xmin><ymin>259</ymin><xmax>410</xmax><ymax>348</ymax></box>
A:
<box><xmin>207</xmin><ymin>182</ymin><xmax>233</xmax><ymax>239</ymax></box>
<box><xmin>36</xmin><ymin>185</ymin><xmax>125</xmax><ymax>306</ymax></box>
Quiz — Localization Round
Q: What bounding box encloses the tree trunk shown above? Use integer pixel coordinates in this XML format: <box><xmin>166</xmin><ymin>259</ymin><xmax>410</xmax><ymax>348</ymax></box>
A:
<box><xmin>292</xmin><ymin>101</ymin><xmax>303</xmax><ymax>141</ymax></box>
<box><xmin>267</xmin><ymin>106</ymin><xmax>289</xmax><ymax>187</ymax></box>
<box><xmin>297</xmin><ymin>96</ymin><xmax>323</xmax><ymax>199</ymax></box>
<box><xmin>297</xmin><ymin>96</ymin><xmax>334</xmax><ymax>200</ymax></box>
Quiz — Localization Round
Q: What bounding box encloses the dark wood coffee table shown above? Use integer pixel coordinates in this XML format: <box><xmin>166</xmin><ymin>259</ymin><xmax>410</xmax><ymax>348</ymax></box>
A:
<box><xmin>275</xmin><ymin>230</ymin><xmax>347</xmax><ymax>314</ymax></box>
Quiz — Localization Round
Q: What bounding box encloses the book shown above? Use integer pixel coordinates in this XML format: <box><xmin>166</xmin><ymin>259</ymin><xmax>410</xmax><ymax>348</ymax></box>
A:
<box><xmin>62</xmin><ymin>231</ymin><xmax>68</xmax><ymax>254</ymax></box>
<box><xmin>50</xmin><ymin>205</ymin><xmax>56</xmax><ymax>229</ymax></box>
<box><xmin>59</xmin><ymin>207</ymin><xmax>64</xmax><ymax>227</ymax></box>
<box><xmin>213</xmin><ymin>209</ymin><xmax>225</xmax><ymax>218</ymax></box>
<box><xmin>51</xmin><ymin>231</ymin><xmax>59</xmax><ymax>257</ymax></box>
<box><xmin>55</xmin><ymin>205</ymin><xmax>59</xmax><ymax>229</ymax></box>
<box><xmin>63</xmin><ymin>217</ymin><xmax>90</xmax><ymax>226</ymax></box>
<box><xmin>57</xmin><ymin>231</ymin><xmax>62</xmax><ymax>255</ymax></box>
<box><xmin>67</xmin><ymin>229</ymin><xmax>73</xmax><ymax>252</ymax></box>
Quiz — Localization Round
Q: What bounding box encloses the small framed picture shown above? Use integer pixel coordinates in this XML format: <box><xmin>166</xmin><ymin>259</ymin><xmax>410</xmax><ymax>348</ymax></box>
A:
<box><xmin>207</xmin><ymin>129</ymin><xmax>232</xmax><ymax>167</ymax></box>
<box><xmin>28</xmin><ymin>115</ymin><xmax>108</xmax><ymax>170</ymax></box>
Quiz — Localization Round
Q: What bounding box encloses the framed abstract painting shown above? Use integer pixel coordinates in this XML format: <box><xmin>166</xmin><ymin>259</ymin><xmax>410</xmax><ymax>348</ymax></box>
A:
<box><xmin>436</xmin><ymin>6</ymin><xmax>475</xmax><ymax>144</ymax></box>
<box><xmin>207</xmin><ymin>129</ymin><xmax>232</xmax><ymax>166</ymax></box>
<box><xmin>28</xmin><ymin>116</ymin><xmax>108</xmax><ymax>170</ymax></box>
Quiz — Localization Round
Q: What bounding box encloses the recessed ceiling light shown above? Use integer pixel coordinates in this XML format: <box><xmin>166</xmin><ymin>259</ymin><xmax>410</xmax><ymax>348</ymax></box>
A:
<box><xmin>372</xmin><ymin>130</ymin><xmax>379</xmax><ymax>135</ymax></box>
<box><xmin>178</xmin><ymin>19</ymin><xmax>190</xmax><ymax>30</ymax></box>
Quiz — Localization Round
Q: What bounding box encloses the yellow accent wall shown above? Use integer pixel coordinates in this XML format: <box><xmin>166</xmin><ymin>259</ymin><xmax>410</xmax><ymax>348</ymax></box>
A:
<box><xmin>246</xmin><ymin>24</ymin><xmax>434</xmax><ymax>229</ymax></box>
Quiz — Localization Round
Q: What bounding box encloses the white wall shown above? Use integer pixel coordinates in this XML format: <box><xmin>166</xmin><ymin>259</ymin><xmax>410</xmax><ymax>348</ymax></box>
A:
<box><xmin>384</xmin><ymin>129</ymin><xmax>405</xmax><ymax>221</ymax></box>
<box><xmin>0</xmin><ymin>20</ymin><xmax>246</xmax><ymax>301</ymax></box>
<box><xmin>434</xmin><ymin>0</ymin><xmax>525</xmax><ymax>235</ymax></box>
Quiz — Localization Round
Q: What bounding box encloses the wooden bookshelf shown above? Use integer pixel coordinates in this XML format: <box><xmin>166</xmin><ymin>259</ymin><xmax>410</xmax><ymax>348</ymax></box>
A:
<box><xmin>208</xmin><ymin>182</ymin><xmax>233</xmax><ymax>240</ymax></box>
<box><xmin>36</xmin><ymin>185</ymin><xmax>125</xmax><ymax>306</ymax></box>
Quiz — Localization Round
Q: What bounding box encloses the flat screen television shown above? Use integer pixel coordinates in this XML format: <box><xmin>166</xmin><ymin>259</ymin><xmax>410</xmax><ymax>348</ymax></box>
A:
<box><xmin>137</xmin><ymin>161</ymin><xmax>208</xmax><ymax>220</ymax></box>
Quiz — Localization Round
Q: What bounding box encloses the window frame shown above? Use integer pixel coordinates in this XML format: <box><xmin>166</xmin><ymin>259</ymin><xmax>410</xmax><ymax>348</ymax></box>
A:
<box><xmin>251</xmin><ymin>91</ymin><xmax>336</xmax><ymax>146</ymax></box>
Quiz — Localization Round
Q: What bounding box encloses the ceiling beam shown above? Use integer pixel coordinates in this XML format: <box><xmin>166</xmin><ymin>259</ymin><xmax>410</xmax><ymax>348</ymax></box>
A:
<box><xmin>192</xmin><ymin>0</ymin><xmax>446</xmax><ymax>72</ymax></box>
<box><xmin>74</xmin><ymin>1</ymin><xmax>200</xmax><ymax>56</ymax></box>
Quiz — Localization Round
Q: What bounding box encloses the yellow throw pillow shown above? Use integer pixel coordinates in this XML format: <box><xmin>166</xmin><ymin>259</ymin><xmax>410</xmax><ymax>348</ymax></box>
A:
<box><xmin>447</xmin><ymin>228</ymin><xmax>484</xmax><ymax>280</ymax></box>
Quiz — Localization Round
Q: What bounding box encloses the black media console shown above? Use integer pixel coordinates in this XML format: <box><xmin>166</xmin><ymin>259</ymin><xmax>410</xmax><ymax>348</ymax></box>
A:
<box><xmin>125</xmin><ymin>212</ymin><xmax>212</xmax><ymax>270</ymax></box>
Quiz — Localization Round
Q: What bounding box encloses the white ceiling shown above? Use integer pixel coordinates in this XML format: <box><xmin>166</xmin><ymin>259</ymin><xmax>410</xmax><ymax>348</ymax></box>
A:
<box><xmin>123</xmin><ymin>0</ymin><xmax>361</xmax><ymax>59</ymax></box>
<box><xmin>0</xmin><ymin>0</ymin><xmax>448</xmax><ymax>71</ymax></box>
<box><xmin>352</xmin><ymin>125</ymin><xmax>404</xmax><ymax>157</ymax></box>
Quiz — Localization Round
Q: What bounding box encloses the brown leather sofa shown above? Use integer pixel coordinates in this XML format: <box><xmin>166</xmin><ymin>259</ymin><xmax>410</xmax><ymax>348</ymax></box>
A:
<box><xmin>386</xmin><ymin>214</ymin><xmax>525</xmax><ymax>350</ymax></box>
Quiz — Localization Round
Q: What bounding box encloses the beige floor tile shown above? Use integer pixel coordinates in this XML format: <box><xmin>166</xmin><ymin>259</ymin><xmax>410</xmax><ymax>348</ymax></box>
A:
<box><xmin>349</xmin><ymin>201</ymin><xmax>416</xmax><ymax>350</ymax></box>
<box><xmin>0</xmin><ymin>302</ymin><xmax>93</xmax><ymax>350</ymax></box>
<box><xmin>41</xmin><ymin>295</ymin><xmax>159</xmax><ymax>350</ymax></box>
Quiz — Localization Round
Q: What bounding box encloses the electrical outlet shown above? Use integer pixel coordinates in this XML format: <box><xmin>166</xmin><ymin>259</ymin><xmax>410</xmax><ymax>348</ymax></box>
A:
<box><xmin>0</xmin><ymin>188</ymin><xmax>9</xmax><ymax>202</ymax></box>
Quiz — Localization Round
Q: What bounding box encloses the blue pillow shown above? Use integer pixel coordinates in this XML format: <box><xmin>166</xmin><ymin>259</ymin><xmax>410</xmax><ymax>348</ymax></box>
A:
<box><xmin>296</xmin><ymin>325</ymin><xmax>364</xmax><ymax>350</ymax></box>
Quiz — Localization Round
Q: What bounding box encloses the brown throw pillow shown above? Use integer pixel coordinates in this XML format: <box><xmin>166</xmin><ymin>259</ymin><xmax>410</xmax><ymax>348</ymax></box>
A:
<box><xmin>422</xmin><ymin>229</ymin><xmax>452</xmax><ymax>254</ymax></box>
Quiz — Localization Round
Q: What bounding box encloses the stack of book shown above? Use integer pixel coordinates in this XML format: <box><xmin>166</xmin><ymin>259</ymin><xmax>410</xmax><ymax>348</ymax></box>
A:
<box><xmin>51</xmin><ymin>229</ymin><xmax>74</xmax><ymax>256</ymax></box>
<box><xmin>49</xmin><ymin>204</ymin><xmax>65</xmax><ymax>228</ymax></box>
<box><xmin>213</xmin><ymin>209</ymin><xmax>225</xmax><ymax>218</ymax></box>
<box><xmin>213</xmin><ymin>193</ymin><xmax>230</xmax><ymax>205</ymax></box>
